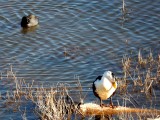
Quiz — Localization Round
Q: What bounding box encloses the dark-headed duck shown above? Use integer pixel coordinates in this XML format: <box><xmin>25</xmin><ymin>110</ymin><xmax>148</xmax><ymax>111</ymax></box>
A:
<box><xmin>21</xmin><ymin>14</ymin><xmax>38</xmax><ymax>28</ymax></box>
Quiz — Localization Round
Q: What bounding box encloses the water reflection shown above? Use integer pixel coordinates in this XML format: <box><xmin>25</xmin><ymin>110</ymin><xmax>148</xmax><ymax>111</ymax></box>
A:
<box><xmin>21</xmin><ymin>25</ymin><xmax>39</xmax><ymax>34</ymax></box>
<box><xmin>0</xmin><ymin>0</ymin><xmax>160</xmax><ymax>119</ymax></box>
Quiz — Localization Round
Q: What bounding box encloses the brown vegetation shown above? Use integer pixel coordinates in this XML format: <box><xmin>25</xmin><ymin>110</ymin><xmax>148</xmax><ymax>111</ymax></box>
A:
<box><xmin>1</xmin><ymin>51</ymin><xmax>160</xmax><ymax>119</ymax></box>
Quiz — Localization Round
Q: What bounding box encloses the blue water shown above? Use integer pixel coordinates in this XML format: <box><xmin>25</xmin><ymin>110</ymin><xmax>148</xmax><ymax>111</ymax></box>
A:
<box><xmin>0</xmin><ymin>0</ymin><xmax>159</xmax><ymax>119</ymax></box>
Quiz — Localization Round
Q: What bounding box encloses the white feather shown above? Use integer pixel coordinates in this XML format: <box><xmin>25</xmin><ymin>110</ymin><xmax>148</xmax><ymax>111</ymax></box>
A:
<box><xmin>94</xmin><ymin>71</ymin><xmax>116</xmax><ymax>100</ymax></box>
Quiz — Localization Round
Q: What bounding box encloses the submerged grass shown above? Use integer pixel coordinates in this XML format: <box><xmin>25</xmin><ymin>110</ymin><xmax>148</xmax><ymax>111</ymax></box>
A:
<box><xmin>120</xmin><ymin>50</ymin><xmax>160</xmax><ymax>94</ymax></box>
<box><xmin>1</xmin><ymin>51</ymin><xmax>160</xmax><ymax>119</ymax></box>
<box><xmin>3</xmin><ymin>66</ymin><xmax>83</xmax><ymax>120</ymax></box>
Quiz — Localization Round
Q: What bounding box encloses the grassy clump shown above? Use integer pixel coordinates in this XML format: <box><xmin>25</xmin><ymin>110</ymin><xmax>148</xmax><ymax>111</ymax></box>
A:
<box><xmin>3</xmin><ymin>66</ymin><xmax>83</xmax><ymax>120</ymax></box>
<box><xmin>1</xmin><ymin>51</ymin><xmax>160</xmax><ymax>119</ymax></box>
<box><xmin>120</xmin><ymin>50</ymin><xmax>160</xmax><ymax>96</ymax></box>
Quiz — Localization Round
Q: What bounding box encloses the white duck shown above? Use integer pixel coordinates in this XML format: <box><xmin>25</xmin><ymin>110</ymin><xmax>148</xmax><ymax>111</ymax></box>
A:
<box><xmin>93</xmin><ymin>71</ymin><xmax>117</xmax><ymax>107</ymax></box>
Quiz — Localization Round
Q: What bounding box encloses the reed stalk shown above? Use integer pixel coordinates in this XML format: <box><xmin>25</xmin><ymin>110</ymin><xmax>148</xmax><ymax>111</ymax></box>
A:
<box><xmin>2</xmin><ymin>51</ymin><xmax>160</xmax><ymax>120</ymax></box>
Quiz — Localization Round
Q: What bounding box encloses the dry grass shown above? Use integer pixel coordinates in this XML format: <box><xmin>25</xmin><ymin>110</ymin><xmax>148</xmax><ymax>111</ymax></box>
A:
<box><xmin>3</xmin><ymin>66</ymin><xmax>83</xmax><ymax>120</ymax></box>
<box><xmin>122</xmin><ymin>0</ymin><xmax>126</xmax><ymax>13</ymax></box>
<box><xmin>34</xmin><ymin>83</ymin><xmax>81</xmax><ymax>120</ymax></box>
<box><xmin>1</xmin><ymin>51</ymin><xmax>160</xmax><ymax>120</ymax></box>
<box><xmin>119</xmin><ymin>50</ymin><xmax>160</xmax><ymax>95</ymax></box>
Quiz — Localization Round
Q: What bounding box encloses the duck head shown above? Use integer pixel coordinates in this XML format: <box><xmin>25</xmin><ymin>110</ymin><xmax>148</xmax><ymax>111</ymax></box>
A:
<box><xmin>21</xmin><ymin>14</ymin><xmax>38</xmax><ymax>28</ymax></box>
<box><xmin>103</xmin><ymin>71</ymin><xmax>116</xmax><ymax>82</ymax></box>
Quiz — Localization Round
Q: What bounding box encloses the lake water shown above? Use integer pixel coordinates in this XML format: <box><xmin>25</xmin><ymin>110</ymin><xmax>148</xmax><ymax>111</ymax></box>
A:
<box><xmin>0</xmin><ymin>0</ymin><xmax>160</xmax><ymax>119</ymax></box>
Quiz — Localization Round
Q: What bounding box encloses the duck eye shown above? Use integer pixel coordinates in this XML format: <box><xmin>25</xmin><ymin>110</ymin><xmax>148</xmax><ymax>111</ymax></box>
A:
<box><xmin>27</xmin><ymin>18</ymin><xmax>30</xmax><ymax>23</ymax></box>
<box><xmin>112</xmin><ymin>72</ymin><xmax>114</xmax><ymax>77</ymax></box>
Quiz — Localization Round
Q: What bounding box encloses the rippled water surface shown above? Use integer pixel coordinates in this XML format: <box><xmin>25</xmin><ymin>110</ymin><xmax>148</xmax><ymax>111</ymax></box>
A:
<box><xmin>0</xmin><ymin>0</ymin><xmax>160</xmax><ymax>119</ymax></box>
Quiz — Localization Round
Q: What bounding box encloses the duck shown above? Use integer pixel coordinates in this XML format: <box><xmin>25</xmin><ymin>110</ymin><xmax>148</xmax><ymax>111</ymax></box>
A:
<box><xmin>21</xmin><ymin>14</ymin><xmax>38</xmax><ymax>28</ymax></box>
<box><xmin>92</xmin><ymin>71</ymin><xmax>117</xmax><ymax>108</ymax></box>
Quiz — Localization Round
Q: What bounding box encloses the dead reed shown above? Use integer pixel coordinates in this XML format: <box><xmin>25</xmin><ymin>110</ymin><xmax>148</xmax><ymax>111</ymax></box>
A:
<box><xmin>3</xmin><ymin>66</ymin><xmax>83</xmax><ymax>120</ymax></box>
<box><xmin>120</xmin><ymin>50</ymin><xmax>160</xmax><ymax>95</ymax></box>
<box><xmin>1</xmin><ymin>51</ymin><xmax>160</xmax><ymax>119</ymax></box>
